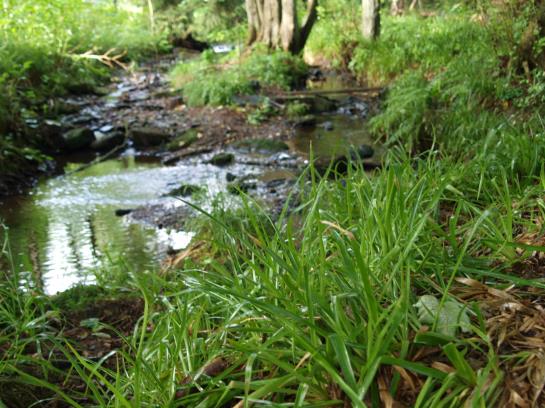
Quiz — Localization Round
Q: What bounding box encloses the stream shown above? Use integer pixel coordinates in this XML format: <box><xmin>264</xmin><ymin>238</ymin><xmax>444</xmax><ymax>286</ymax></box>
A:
<box><xmin>0</xmin><ymin>56</ymin><xmax>380</xmax><ymax>295</ymax></box>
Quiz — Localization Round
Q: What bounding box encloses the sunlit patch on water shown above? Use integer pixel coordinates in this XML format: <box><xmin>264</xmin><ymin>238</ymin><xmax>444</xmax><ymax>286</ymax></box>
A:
<box><xmin>0</xmin><ymin>153</ymin><xmax>256</xmax><ymax>295</ymax></box>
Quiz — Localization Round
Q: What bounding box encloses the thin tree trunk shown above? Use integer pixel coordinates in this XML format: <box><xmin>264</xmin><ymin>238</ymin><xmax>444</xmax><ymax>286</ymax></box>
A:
<box><xmin>297</xmin><ymin>0</ymin><xmax>319</xmax><ymax>53</ymax></box>
<box><xmin>146</xmin><ymin>0</ymin><xmax>155</xmax><ymax>33</ymax></box>
<box><xmin>390</xmin><ymin>0</ymin><xmax>404</xmax><ymax>15</ymax></box>
<box><xmin>246</xmin><ymin>0</ymin><xmax>260</xmax><ymax>44</ymax></box>
<box><xmin>362</xmin><ymin>0</ymin><xmax>380</xmax><ymax>40</ymax></box>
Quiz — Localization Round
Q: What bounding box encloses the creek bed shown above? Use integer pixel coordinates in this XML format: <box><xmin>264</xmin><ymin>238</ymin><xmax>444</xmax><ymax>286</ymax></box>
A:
<box><xmin>0</xmin><ymin>61</ymin><xmax>381</xmax><ymax>295</ymax></box>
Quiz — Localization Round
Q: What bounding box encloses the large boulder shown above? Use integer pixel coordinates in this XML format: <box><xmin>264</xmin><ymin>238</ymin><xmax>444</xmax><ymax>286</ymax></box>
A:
<box><xmin>62</xmin><ymin>127</ymin><xmax>95</xmax><ymax>151</ymax></box>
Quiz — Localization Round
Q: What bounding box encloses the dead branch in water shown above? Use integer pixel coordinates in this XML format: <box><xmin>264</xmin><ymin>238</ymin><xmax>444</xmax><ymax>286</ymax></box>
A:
<box><xmin>277</xmin><ymin>86</ymin><xmax>384</xmax><ymax>97</ymax></box>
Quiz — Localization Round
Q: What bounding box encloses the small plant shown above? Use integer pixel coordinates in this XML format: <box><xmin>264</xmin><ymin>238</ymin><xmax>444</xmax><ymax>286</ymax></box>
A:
<box><xmin>285</xmin><ymin>101</ymin><xmax>310</xmax><ymax>118</ymax></box>
<box><xmin>247</xmin><ymin>99</ymin><xmax>278</xmax><ymax>125</ymax></box>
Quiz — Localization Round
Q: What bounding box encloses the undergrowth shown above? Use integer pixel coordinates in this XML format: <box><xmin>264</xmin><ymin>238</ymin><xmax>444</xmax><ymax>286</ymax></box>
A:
<box><xmin>2</xmin><ymin>1</ymin><xmax>545</xmax><ymax>406</ymax></box>
<box><xmin>171</xmin><ymin>48</ymin><xmax>308</xmax><ymax>106</ymax></box>
<box><xmin>0</xmin><ymin>0</ymin><xmax>167</xmax><ymax>193</ymax></box>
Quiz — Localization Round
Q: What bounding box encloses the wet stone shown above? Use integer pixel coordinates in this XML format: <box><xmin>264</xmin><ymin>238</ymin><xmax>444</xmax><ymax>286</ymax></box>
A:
<box><xmin>166</xmin><ymin>129</ymin><xmax>199</xmax><ymax>151</ymax></box>
<box><xmin>209</xmin><ymin>152</ymin><xmax>235</xmax><ymax>166</ymax></box>
<box><xmin>130</xmin><ymin>127</ymin><xmax>171</xmax><ymax>148</ymax></box>
<box><xmin>320</xmin><ymin>121</ymin><xmax>334</xmax><ymax>131</ymax></box>
<box><xmin>232</xmin><ymin>138</ymin><xmax>289</xmax><ymax>154</ymax></box>
<box><xmin>62</xmin><ymin>127</ymin><xmax>95</xmax><ymax>151</ymax></box>
<box><xmin>164</xmin><ymin>184</ymin><xmax>203</xmax><ymax>197</ymax></box>
<box><xmin>227</xmin><ymin>178</ymin><xmax>258</xmax><ymax>195</ymax></box>
<box><xmin>115</xmin><ymin>208</ymin><xmax>134</xmax><ymax>217</ymax></box>
<box><xmin>293</xmin><ymin>115</ymin><xmax>317</xmax><ymax>128</ymax></box>
<box><xmin>91</xmin><ymin>131</ymin><xmax>125</xmax><ymax>152</ymax></box>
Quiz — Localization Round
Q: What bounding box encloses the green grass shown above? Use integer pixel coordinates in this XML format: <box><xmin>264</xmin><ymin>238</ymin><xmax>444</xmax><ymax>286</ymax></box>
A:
<box><xmin>2</xmin><ymin>2</ymin><xmax>545</xmax><ymax>406</ymax></box>
<box><xmin>2</xmin><ymin>146</ymin><xmax>545</xmax><ymax>405</ymax></box>
<box><xmin>171</xmin><ymin>48</ymin><xmax>308</xmax><ymax>106</ymax></box>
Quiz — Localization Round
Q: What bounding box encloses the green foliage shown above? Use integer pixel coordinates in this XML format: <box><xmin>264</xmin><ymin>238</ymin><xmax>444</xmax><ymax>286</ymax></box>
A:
<box><xmin>0</xmin><ymin>0</ymin><xmax>166</xmax><ymax>192</ymax></box>
<box><xmin>4</xmin><ymin>1</ymin><xmax>545</xmax><ymax>406</ymax></box>
<box><xmin>306</xmin><ymin>0</ymin><xmax>362</xmax><ymax>67</ymax></box>
<box><xmin>51</xmin><ymin>284</ymin><xmax>109</xmax><ymax>311</ymax></box>
<box><xmin>349</xmin><ymin>12</ymin><xmax>494</xmax><ymax>84</ymax></box>
<box><xmin>173</xmin><ymin>49</ymin><xmax>308</xmax><ymax>106</ymax></box>
<box><xmin>157</xmin><ymin>0</ymin><xmax>246</xmax><ymax>44</ymax></box>
<box><xmin>247</xmin><ymin>99</ymin><xmax>278</xmax><ymax>125</ymax></box>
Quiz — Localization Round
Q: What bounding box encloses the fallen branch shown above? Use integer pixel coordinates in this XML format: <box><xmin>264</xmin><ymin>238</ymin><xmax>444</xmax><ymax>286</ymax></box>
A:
<box><xmin>277</xmin><ymin>86</ymin><xmax>384</xmax><ymax>96</ymax></box>
<box><xmin>68</xmin><ymin>48</ymin><xmax>129</xmax><ymax>70</ymax></box>
<box><xmin>65</xmin><ymin>140</ymin><xmax>127</xmax><ymax>176</ymax></box>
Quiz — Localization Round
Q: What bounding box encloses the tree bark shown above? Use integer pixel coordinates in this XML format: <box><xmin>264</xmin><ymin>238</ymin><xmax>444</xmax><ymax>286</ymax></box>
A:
<box><xmin>245</xmin><ymin>0</ymin><xmax>318</xmax><ymax>54</ymax></box>
<box><xmin>245</xmin><ymin>0</ymin><xmax>260</xmax><ymax>44</ymax></box>
<box><xmin>362</xmin><ymin>0</ymin><xmax>380</xmax><ymax>40</ymax></box>
<box><xmin>390</xmin><ymin>0</ymin><xmax>404</xmax><ymax>16</ymax></box>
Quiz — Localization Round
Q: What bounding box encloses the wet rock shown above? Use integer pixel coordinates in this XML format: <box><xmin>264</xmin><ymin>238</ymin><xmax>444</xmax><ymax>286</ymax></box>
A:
<box><xmin>62</xmin><ymin>127</ymin><xmax>95</xmax><ymax>151</ymax></box>
<box><xmin>55</xmin><ymin>101</ymin><xmax>81</xmax><ymax>115</ymax></box>
<box><xmin>338</xmin><ymin>97</ymin><xmax>368</xmax><ymax>117</ymax></box>
<box><xmin>66</xmin><ymin>82</ymin><xmax>96</xmax><ymax>95</ymax></box>
<box><xmin>91</xmin><ymin>131</ymin><xmax>125</xmax><ymax>152</ymax></box>
<box><xmin>130</xmin><ymin>127</ymin><xmax>171</xmax><ymax>148</ymax></box>
<box><xmin>227</xmin><ymin>177</ymin><xmax>258</xmax><ymax>195</ymax></box>
<box><xmin>320</xmin><ymin>121</ymin><xmax>334</xmax><ymax>131</ymax></box>
<box><xmin>232</xmin><ymin>138</ymin><xmax>289</xmax><ymax>154</ymax></box>
<box><xmin>348</xmin><ymin>144</ymin><xmax>374</xmax><ymax>160</ymax></box>
<box><xmin>308</xmin><ymin>67</ymin><xmax>324</xmax><ymax>81</ymax></box>
<box><xmin>209</xmin><ymin>152</ymin><xmax>234</xmax><ymax>166</ymax></box>
<box><xmin>232</xmin><ymin>94</ymin><xmax>266</xmax><ymax>107</ymax></box>
<box><xmin>166</xmin><ymin>129</ymin><xmax>199</xmax><ymax>151</ymax></box>
<box><xmin>316</xmin><ymin>144</ymin><xmax>376</xmax><ymax>173</ymax></box>
<box><xmin>164</xmin><ymin>184</ymin><xmax>203</xmax><ymax>197</ymax></box>
<box><xmin>115</xmin><ymin>208</ymin><xmax>134</xmax><ymax>216</ymax></box>
<box><xmin>99</xmin><ymin>124</ymin><xmax>115</xmax><ymax>133</ymax></box>
<box><xmin>278</xmin><ymin>95</ymin><xmax>336</xmax><ymax>114</ymax></box>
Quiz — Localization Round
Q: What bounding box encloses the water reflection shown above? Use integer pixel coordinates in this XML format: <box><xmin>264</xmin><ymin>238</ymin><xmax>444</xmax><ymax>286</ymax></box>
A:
<box><xmin>0</xmin><ymin>154</ymin><xmax>201</xmax><ymax>295</ymax></box>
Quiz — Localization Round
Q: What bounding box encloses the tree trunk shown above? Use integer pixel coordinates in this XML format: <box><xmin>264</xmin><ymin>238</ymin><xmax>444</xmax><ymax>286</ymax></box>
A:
<box><xmin>390</xmin><ymin>0</ymin><xmax>404</xmax><ymax>16</ymax></box>
<box><xmin>362</xmin><ymin>0</ymin><xmax>380</xmax><ymax>40</ymax></box>
<box><xmin>245</xmin><ymin>0</ymin><xmax>318</xmax><ymax>54</ymax></box>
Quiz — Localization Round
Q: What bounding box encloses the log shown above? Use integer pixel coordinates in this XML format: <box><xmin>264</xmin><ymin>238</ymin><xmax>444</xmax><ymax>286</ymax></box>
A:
<box><xmin>277</xmin><ymin>87</ymin><xmax>383</xmax><ymax>96</ymax></box>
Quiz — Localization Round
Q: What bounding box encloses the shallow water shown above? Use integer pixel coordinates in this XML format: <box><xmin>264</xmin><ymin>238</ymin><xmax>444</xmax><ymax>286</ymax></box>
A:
<box><xmin>290</xmin><ymin>114</ymin><xmax>375</xmax><ymax>158</ymax></box>
<box><xmin>0</xmin><ymin>152</ymin><xmax>263</xmax><ymax>294</ymax></box>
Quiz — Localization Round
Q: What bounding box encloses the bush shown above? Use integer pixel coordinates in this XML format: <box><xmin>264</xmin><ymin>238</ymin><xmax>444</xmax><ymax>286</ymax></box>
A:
<box><xmin>172</xmin><ymin>48</ymin><xmax>309</xmax><ymax>106</ymax></box>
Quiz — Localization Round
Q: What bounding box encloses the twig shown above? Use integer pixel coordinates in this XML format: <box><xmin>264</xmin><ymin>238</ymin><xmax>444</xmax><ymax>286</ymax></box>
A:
<box><xmin>65</xmin><ymin>140</ymin><xmax>127</xmax><ymax>176</ymax></box>
<box><xmin>69</xmin><ymin>48</ymin><xmax>129</xmax><ymax>70</ymax></box>
<box><xmin>276</xmin><ymin>86</ymin><xmax>384</xmax><ymax>96</ymax></box>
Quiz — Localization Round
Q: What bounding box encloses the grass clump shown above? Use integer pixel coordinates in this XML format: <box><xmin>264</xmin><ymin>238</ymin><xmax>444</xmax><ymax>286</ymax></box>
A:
<box><xmin>171</xmin><ymin>48</ymin><xmax>308</xmax><ymax>106</ymax></box>
<box><xmin>285</xmin><ymin>101</ymin><xmax>310</xmax><ymax>118</ymax></box>
<box><xmin>4</xmin><ymin>149</ymin><xmax>545</xmax><ymax>405</ymax></box>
